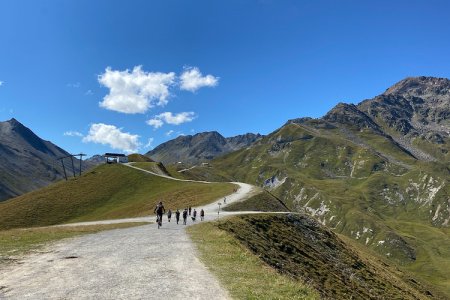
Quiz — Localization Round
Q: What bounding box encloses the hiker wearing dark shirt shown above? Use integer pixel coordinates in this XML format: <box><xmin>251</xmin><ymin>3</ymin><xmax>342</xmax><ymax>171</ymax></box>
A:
<box><xmin>175</xmin><ymin>209</ymin><xmax>181</xmax><ymax>224</ymax></box>
<box><xmin>192</xmin><ymin>209</ymin><xmax>197</xmax><ymax>221</ymax></box>
<box><xmin>188</xmin><ymin>206</ymin><xmax>192</xmax><ymax>216</ymax></box>
<box><xmin>182</xmin><ymin>208</ymin><xmax>188</xmax><ymax>225</ymax></box>
<box><xmin>153</xmin><ymin>201</ymin><xmax>165</xmax><ymax>226</ymax></box>
<box><xmin>200</xmin><ymin>209</ymin><xmax>205</xmax><ymax>221</ymax></box>
<box><xmin>167</xmin><ymin>209</ymin><xmax>172</xmax><ymax>222</ymax></box>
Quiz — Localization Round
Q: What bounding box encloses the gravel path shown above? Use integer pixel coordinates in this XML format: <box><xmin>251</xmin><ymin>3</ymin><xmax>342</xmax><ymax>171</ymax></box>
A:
<box><xmin>0</xmin><ymin>179</ymin><xmax>257</xmax><ymax>300</ymax></box>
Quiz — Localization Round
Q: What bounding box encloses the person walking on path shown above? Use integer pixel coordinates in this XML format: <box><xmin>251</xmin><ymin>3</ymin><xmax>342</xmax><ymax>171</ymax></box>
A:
<box><xmin>167</xmin><ymin>209</ymin><xmax>172</xmax><ymax>222</ymax></box>
<box><xmin>200</xmin><ymin>209</ymin><xmax>205</xmax><ymax>221</ymax></box>
<box><xmin>175</xmin><ymin>209</ymin><xmax>180</xmax><ymax>224</ymax></box>
<box><xmin>188</xmin><ymin>206</ymin><xmax>192</xmax><ymax>216</ymax></box>
<box><xmin>153</xmin><ymin>201</ymin><xmax>165</xmax><ymax>227</ymax></box>
<box><xmin>192</xmin><ymin>209</ymin><xmax>197</xmax><ymax>222</ymax></box>
<box><xmin>183</xmin><ymin>208</ymin><xmax>188</xmax><ymax>225</ymax></box>
<box><xmin>223</xmin><ymin>197</ymin><xmax>226</xmax><ymax>204</ymax></box>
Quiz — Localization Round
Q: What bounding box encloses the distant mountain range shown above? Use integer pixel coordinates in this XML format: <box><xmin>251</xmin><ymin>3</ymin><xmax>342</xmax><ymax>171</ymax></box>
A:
<box><xmin>0</xmin><ymin>118</ymin><xmax>93</xmax><ymax>201</ymax></box>
<box><xmin>145</xmin><ymin>131</ymin><xmax>262</xmax><ymax>165</ymax></box>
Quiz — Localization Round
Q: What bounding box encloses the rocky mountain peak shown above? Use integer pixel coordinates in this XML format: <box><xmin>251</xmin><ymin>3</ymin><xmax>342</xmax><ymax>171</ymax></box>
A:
<box><xmin>383</xmin><ymin>76</ymin><xmax>450</xmax><ymax>101</ymax></box>
<box><xmin>323</xmin><ymin>102</ymin><xmax>381</xmax><ymax>132</ymax></box>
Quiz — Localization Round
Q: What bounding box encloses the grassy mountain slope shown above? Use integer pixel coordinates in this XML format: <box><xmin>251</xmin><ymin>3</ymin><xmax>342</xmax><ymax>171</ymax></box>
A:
<box><xmin>192</xmin><ymin>214</ymin><xmax>443</xmax><ymax>299</ymax></box>
<box><xmin>0</xmin><ymin>164</ymin><xmax>235</xmax><ymax>230</ymax></box>
<box><xmin>127</xmin><ymin>153</ymin><xmax>154</xmax><ymax>162</ymax></box>
<box><xmin>223</xmin><ymin>190</ymin><xmax>290</xmax><ymax>212</ymax></box>
<box><xmin>207</xmin><ymin>78</ymin><xmax>450</xmax><ymax>296</ymax></box>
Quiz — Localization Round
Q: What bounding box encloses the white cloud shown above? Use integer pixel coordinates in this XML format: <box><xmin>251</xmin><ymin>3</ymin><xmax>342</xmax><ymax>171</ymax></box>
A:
<box><xmin>85</xmin><ymin>89</ymin><xmax>93</xmax><ymax>96</ymax></box>
<box><xmin>64</xmin><ymin>131</ymin><xmax>83</xmax><ymax>137</ymax></box>
<box><xmin>145</xmin><ymin>137</ymin><xmax>154</xmax><ymax>149</ymax></box>
<box><xmin>83</xmin><ymin>123</ymin><xmax>140</xmax><ymax>153</ymax></box>
<box><xmin>165</xmin><ymin>130</ymin><xmax>174</xmax><ymax>136</ymax></box>
<box><xmin>147</xmin><ymin>118</ymin><xmax>164</xmax><ymax>129</ymax></box>
<box><xmin>180</xmin><ymin>67</ymin><xmax>219</xmax><ymax>92</ymax></box>
<box><xmin>98</xmin><ymin>66</ymin><xmax>176</xmax><ymax>114</ymax></box>
<box><xmin>146</xmin><ymin>112</ymin><xmax>196</xmax><ymax>129</ymax></box>
<box><xmin>0</xmin><ymin>81</ymin><xmax>4</xmax><ymax>86</ymax></box>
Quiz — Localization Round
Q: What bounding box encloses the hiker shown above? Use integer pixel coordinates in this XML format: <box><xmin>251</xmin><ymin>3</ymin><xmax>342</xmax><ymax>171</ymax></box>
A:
<box><xmin>167</xmin><ymin>209</ymin><xmax>172</xmax><ymax>222</ymax></box>
<box><xmin>153</xmin><ymin>201</ymin><xmax>165</xmax><ymax>227</ymax></box>
<box><xmin>175</xmin><ymin>209</ymin><xmax>180</xmax><ymax>224</ymax></box>
<box><xmin>188</xmin><ymin>206</ymin><xmax>192</xmax><ymax>216</ymax></box>
<box><xmin>183</xmin><ymin>208</ymin><xmax>188</xmax><ymax>225</ymax></box>
<box><xmin>192</xmin><ymin>209</ymin><xmax>197</xmax><ymax>221</ymax></box>
<box><xmin>223</xmin><ymin>197</ymin><xmax>226</xmax><ymax>204</ymax></box>
<box><xmin>200</xmin><ymin>209</ymin><xmax>205</xmax><ymax>221</ymax></box>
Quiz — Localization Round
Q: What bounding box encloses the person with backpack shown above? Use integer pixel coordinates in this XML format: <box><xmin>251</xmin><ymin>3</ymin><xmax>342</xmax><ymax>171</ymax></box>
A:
<box><xmin>200</xmin><ymin>209</ymin><xmax>205</xmax><ymax>221</ymax></box>
<box><xmin>167</xmin><ymin>209</ymin><xmax>172</xmax><ymax>222</ymax></box>
<box><xmin>182</xmin><ymin>208</ymin><xmax>188</xmax><ymax>225</ymax></box>
<box><xmin>175</xmin><ymin>209</ymin><xmax>181</xmax><ymax>224</ymax></box>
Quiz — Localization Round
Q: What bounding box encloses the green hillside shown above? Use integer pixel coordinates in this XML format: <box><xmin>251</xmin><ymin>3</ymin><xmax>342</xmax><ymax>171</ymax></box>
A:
<box><xmin>0</xmin><ymin>164</ymin><xmax>235</xmax><ymax>230</ymax></box>
<box><xmin>209</xmin><ymin>121</ymin><xmax>450</xmax><ymax>296</ymax></box>
<box><xmin>190</xmin><ymin>214</ymin><xmax>444</xmax><ymax>299</ymax></box>
<box><xmin>128</xmin><ymin>153</ymin><xmax>154</xmax><ymax>162</ymax></box>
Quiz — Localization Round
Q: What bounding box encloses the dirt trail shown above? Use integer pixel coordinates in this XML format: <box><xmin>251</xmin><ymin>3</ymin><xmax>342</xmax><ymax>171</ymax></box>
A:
<box><xmin>0</xmin><ymin>165</ymin><xmax>258</xmax><ymax>299</ymax></box>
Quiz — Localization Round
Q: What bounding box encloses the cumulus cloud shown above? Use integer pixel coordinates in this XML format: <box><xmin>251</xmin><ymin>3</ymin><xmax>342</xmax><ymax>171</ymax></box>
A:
<box><xmin>64</xmin><ymin>131</ymin><xmax>83</xmax><ymax>137</ymax></box>
<box><xmin>146</xmin><ymin>112</ymin><xmax>196</xmax><ymax>129</ymax></box>
<box><xmin>180</xmin><ymin>67</ymin><xmax>219</xmax><ymax>92</ymax></box>
<box><xmin>98</xmin><ymin>66</ymin><xmax>176</xmax><ymax>114</ymax></box>
<box><xmin>145</xmin><ymin>137</ymin><xmax>154</xmax><ymax>149</ymax></box>
<box><xmin>83</xmin><ymin>123</ymin><xmax>140</xmax><ymax>153</ymax></box>
<box><xmin>147</xmin><ymin>118</ymin><xmax>164</xmax><ymax>129</ymax></box>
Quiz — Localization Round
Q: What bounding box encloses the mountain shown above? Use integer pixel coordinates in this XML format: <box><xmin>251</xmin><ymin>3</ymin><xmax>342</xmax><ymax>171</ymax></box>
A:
<box><xmin>0</xmin><ymin>118</ymin><xmax>92</xmax><ymax>201</ymax></box>
<box><xmin>209</xmin><ymin>76</ymin><xmax>450</xmax><ymax>296</ymax></box>
<box><xmin>146</xmin><ymin>131</ymin><xmax>262</xmax><ymax>165</ymax></box>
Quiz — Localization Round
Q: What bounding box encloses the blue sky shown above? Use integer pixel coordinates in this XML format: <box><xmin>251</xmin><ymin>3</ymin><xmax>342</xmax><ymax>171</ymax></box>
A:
<box><xmin>1</xmin><ymin>0</ymin><xmax>450</xmax><ymax>156</ymax></box>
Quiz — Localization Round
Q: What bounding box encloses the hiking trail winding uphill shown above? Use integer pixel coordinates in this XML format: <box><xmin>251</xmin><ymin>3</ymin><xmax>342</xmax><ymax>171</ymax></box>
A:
<box><xmin>0</xmin><ymin>164</ymin><xmax>258</xmax><ymax>300</ymax></box>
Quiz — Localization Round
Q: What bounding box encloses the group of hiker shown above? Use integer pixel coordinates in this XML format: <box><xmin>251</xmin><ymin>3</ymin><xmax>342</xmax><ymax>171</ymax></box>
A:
<box><xmin>153</xmin><ymin>202</ymin><xmax>205</xmax><ymax>227</ymax></box>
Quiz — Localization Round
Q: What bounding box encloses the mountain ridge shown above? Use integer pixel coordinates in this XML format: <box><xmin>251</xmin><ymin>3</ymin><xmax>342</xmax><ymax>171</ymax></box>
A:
<box><xmin>0</xmin><ymin>118</ymin><xmax>92</xmax><ymax>201</ymax></box>
<box><xmin>146</xmin><ymin>131</ymin><xmax>262</xmax><ymax>165</ymax></box>
<box><xmin>205</xmin><ymin>76</ymin><xmax>450</xmax><ymax>296</ymax></box>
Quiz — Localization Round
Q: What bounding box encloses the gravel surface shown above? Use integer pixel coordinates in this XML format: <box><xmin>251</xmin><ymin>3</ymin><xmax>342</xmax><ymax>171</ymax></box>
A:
<box><xmin>0</xmin><ymin>181</ymin><xmax>256</xmax><ymax>300</ymax></box>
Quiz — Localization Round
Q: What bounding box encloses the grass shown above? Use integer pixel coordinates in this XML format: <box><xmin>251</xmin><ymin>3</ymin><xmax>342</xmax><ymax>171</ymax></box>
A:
<box><xmin>385</xmin><ymin>220</ymin><xmax>450</xmax><ymax>296</ymax></box>
<box><xmin>165</xmin><ymin>164</ymin><xmax>233</xmax><ymax>182</ymax></box>
<box><xmin>130</xmin><ymin>161</ymin><xmax>170</xmax><ymax>176</ymax></box>
<box><xmin>209</xmin><ymin>121</ymin><xmax>450</xmax><ymax>296</ymax></box>
<box><xmin>213</xmin><ymin>214</ymin><xmax>442</xmax><ymax>299</ymax></box>
<box><xmin>0</xmin><ymin>164</ymin><xmax>236</xmax><ymax>230</ymax></box>
<box><xmin>223</xmin><ymin>190</ymin><xmax>290</xmax><ymax>212</ymax></box>
<box><xmin>0</xmin><ymin>222</ymin><xmax>148</xmax><ymax>265</ymax></box>
<box><xmin>187</xmin><ymin>220</ymin><xmax>319</xmax><ymax>300</ymax></box>
<box><xmin>127</xmin><ymin>153</ymin><xmax>154</xmax><ymax>162</ymax></box>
